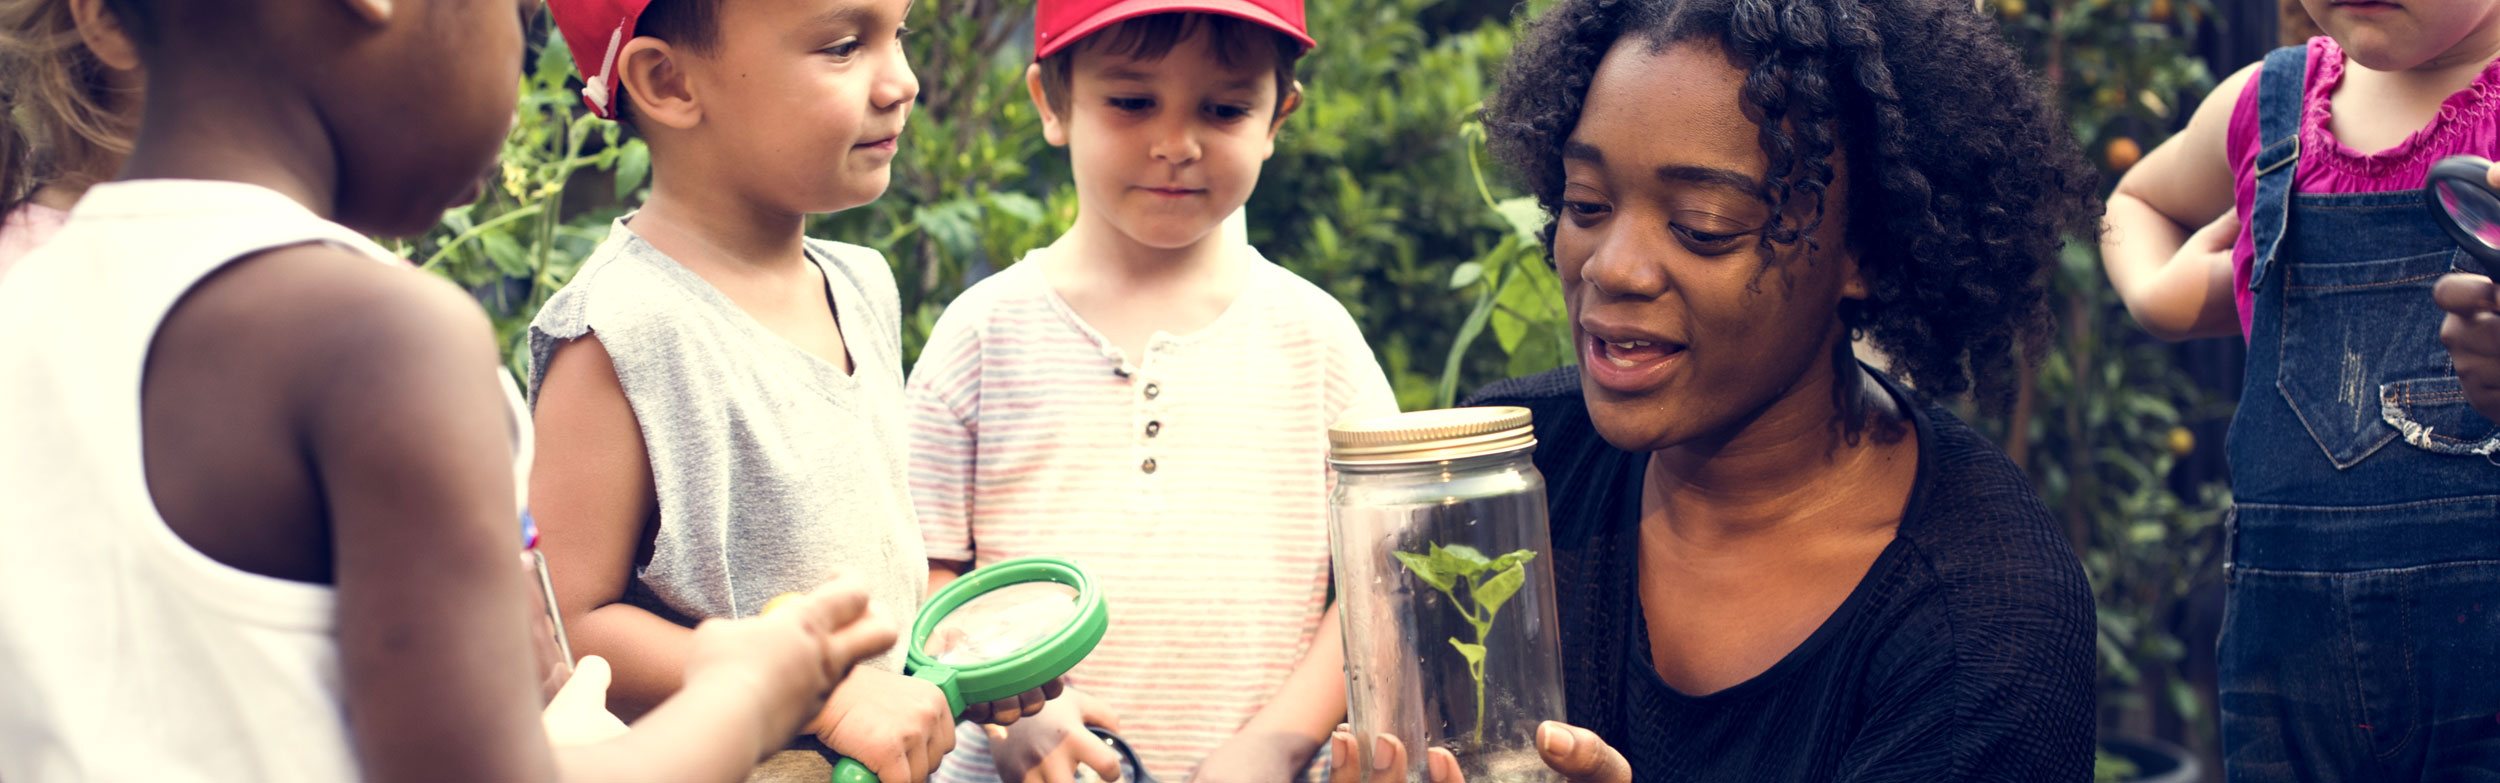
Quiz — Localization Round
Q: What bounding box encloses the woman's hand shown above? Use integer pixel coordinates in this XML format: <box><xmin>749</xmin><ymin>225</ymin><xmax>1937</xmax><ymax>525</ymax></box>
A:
<box><xmin>2435</xmin><ymin>272</ymin><xmax>2500</xmax><ymax>421</ymax></box>
<box><xmin>1324</xmin><ymin>722</ymin><xmax>1629</xmax><ymax>783</ymax></box>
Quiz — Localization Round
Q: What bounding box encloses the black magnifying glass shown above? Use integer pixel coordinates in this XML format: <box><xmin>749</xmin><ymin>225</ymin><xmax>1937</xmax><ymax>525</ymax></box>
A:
<box><xmin>2424</xmin><ymin>155</ymin><xmax>2500</xmax><ymax>276</ymax></box>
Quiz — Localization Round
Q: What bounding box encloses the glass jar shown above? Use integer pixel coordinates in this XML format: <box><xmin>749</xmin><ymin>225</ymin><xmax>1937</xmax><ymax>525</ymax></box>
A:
<box><xmin>1328</xmin><ymin>407</ymin><xmax>1566</xmax><ymax>782</ymax></box>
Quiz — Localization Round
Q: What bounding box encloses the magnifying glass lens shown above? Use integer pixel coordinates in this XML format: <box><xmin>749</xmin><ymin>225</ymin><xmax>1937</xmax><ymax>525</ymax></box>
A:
<box><xmin>2438</xmin><ymin>178</ymin><xmax>2500</xmax><ymax>249</ymax></box>
<box><xmin>925</xmin><ymin>581</ymin><xmax>1084</xmax><ymax>666</ymax></box>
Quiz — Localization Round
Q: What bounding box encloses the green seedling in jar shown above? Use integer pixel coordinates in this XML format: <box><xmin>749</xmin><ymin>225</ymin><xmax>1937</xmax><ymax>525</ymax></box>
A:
<box><xmin>1393</xmin><ymin>543</ymin><xmax>1538</xmax><ymax>744</ymax></box>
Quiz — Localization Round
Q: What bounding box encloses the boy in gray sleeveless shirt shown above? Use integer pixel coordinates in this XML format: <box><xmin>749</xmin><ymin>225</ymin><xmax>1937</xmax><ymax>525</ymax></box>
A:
<box><xmin>530</xmin><ymin>0</ymin><xmax>1057</xmax><ymax>779</ymax></box>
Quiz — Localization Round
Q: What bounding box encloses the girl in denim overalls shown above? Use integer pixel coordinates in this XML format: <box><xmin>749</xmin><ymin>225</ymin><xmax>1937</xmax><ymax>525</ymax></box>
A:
<box><xmin>2101</xmin><ymin>4</ymin><xmax>2500</xmax><ymax>779</ymax></box>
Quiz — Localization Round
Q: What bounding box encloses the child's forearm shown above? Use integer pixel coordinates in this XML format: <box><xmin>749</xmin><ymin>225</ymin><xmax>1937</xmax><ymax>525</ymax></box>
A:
<box><xmin>929</xmin><ymin>558</ymin><xmax>967</xmax><ymax>596</ymax></box>
<box><xmin>1239</xmin><ymin>603</ymin><xmax>1349</xmax><ymax>744</ymax></box>
<box><xmin>2102</xmin><ymin>192</ymin><xmax>2241</xmax><ymax>340</ymax></box>
<box><xmin>552</xmin><ymin>666</ymin><xmax>790</xmax><ymax>783</ymax></box>
<box><xmin>570</xmin><ymin>604</ymin><xmax>696</xmax><ymax>721</ymax></box>
<box><xmin>2101</xmin><ymin>192</ymin><xmax>2188</xmax><ymax>296</ymax></box>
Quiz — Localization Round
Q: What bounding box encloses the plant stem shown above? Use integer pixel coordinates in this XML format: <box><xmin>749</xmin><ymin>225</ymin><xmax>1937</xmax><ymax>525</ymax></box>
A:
<box><xmin>1460</xmin><ymin>622</ymin><xmax>1480</xmax><ymax>735</ymax></box>
<box><xmin>419</xmin><ymin>204</ymin><xmax>545</xmax><ymax>271</ymax></box>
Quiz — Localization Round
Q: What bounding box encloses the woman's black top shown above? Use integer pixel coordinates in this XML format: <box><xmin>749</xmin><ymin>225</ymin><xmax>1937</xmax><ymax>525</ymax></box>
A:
<box><xmin>1465</xmin><ymin>367</ymin><xmax>2094</xmax><ymax>782</ymax></box>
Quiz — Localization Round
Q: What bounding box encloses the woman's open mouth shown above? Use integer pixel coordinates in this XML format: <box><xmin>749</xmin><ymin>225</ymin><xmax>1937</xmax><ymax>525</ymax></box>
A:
<box><xmin>1580</xmin><ymin>328</ymin><xmax>1688</xmax><ymax>395</ymax></box>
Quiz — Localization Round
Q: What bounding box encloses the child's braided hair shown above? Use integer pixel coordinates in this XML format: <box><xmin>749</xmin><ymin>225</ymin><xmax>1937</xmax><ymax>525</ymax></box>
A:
<box><xmin>1486</xmin><ymin>0</ymin><xmax>2100</xmax><ymax>411</ymax></box>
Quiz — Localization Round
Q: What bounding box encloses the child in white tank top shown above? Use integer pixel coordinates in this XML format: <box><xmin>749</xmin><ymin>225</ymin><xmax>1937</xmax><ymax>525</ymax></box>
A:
<box><xmin>0</xmin><ymin>0</ymin><xmax>897</xmax><ymax>778</ymax></box>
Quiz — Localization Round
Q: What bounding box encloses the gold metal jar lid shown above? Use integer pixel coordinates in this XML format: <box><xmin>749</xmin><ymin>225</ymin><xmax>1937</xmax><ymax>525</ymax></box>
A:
<box><xmin>1328</xmin><ymin>407</ymin><xmax>1536</xmax><ymax>465</ymax></box>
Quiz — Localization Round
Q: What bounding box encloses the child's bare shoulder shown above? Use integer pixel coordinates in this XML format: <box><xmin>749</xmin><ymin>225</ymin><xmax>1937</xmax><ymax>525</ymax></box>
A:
<box><xmin>194</xmin><ymin>243</ymin><xmax>498</xmax><ymax>398</ymax></box>
<box><xmin>2210</xmin><ymin>60</ymin><xmax>2265</xmax><ymax>119</ymax></box>
<box><xmin>1255</xmin><ymin>252</ymin><xmax>1368</xmax><ymax>336</ymax></box>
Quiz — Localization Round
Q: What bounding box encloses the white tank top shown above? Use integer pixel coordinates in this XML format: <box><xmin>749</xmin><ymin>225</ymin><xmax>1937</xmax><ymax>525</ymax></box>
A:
<box><xmin>0</xmin><ymin>180</ymin><xmax>533</xmax><ymax>782</ymax></box>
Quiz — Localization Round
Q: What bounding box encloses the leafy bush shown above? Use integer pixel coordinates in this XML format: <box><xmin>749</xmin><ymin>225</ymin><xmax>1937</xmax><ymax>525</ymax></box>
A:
<box><xmin>1993</xmin><ymin>0</ymin><xmax>2234</xmax><ymax>772</ymax></box>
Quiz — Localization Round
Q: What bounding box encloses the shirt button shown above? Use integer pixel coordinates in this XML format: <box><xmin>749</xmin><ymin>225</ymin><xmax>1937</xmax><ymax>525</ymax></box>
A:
<box><xmin>1141</xmin><ymin>458</ymin><xmax>1158</xmax><ymax>474</ymax></box>
<box><xmin>1145</xmin><ymin>421</ymin><xmax>1162</xmax><ymax>437</ymax></box>
<box><xmin>1143</xmin><ymin>383</ymin><xmax>1161</xmax><ymax>400</ymax></box>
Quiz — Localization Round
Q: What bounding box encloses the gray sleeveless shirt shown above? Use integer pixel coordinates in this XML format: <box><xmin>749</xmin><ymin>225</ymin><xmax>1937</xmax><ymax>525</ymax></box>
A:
<box><xmin>528</xmin><ymin>218</ymin><xmax>925</xmax><ymax>675</ymax></box>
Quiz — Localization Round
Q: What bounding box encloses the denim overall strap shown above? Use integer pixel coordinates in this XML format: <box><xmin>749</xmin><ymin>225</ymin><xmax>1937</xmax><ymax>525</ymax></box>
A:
<box><xmin>2247</xmin><ymin>44</ymin><xmax>2307</xmax><ymax>292</ymax></box>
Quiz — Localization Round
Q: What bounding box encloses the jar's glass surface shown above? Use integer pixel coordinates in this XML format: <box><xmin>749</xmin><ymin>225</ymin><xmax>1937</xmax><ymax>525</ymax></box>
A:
<box><xmin>1331</xmin><ymin>450</ymin><xmax>1566</xmax><ymax>782</ymax></box>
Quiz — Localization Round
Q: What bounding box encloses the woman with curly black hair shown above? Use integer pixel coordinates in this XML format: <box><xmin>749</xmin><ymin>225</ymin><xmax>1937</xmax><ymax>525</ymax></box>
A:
<box><xmin>1327</xmin><ymin>0</ymin><xmax>2102</xmax><ymax>780</ymax></box>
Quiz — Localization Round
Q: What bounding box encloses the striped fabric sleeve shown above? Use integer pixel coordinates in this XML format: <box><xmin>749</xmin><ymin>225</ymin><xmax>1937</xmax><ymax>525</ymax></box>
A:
<box><xmin>1314</xmin><ymin>291</ymin><xmax>1401</xmax><ymax>427</ymax></box>
<box><xmin>906</xmin><ymin>305</ymin><xmax>984</xmax><ymax>563</ymax></box>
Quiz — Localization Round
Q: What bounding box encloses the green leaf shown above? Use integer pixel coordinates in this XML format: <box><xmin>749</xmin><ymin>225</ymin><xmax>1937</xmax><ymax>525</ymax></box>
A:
<box><xmin>1449</xmin><ymin>261</ymin><xmax>1484</xmax><ymax>290</ymax></box>
<box><xmin>1393</xmin><ymin>550</ymin><xmax>1458</xmax><ymax>595</ymax></box>
<box><xmin>986</xmin><ymin>192</ymin><xmax>1045</xmax><ymax>226</ymax></box>
<box><xmin>2127</xmin><ymin>522</ymin><xmax>2165</xmax><ymax>544</ymax></box>
<box><xmin>2093</xmin><ymin>750</ymin><xmax>2141</xmax><ymax>783</ymax></box>
<box><xmin>1495</xmin><ymin>197</ymin><xmax>1547</xmax><ymax>241</ymax></box>
<box><xmin>1436</xmin><ymin>250</ymin><xmax>1505</xmax><ymax>406</ymax></box>
<box><xmin>613</xmin><ymin>139</ymin><xmax>650</xmax><ymax>202</ymax></box>
<box><xmin>1475</xmin><ymin>563</ymin><xmax>1528</xmax><ymax>617</ymax></box>
<box><xmin>1312</xmin><ymin>216</ymin><xmax>1342</xmax><ymax>258</ymax></box>
<box><xmin>1435</xmin><ymin>544</ymin><xmax>1495</xmax><ymax>578</ymax></box>
<box><xmin>1447</xmin><ymin>639</ymin><xmax>1486</xmax><ymax>667</ymax></box>
<box><xmin>914</xmin><ymin>199</ymin><xmax>982</xmax><ymax>258</ymax></box>
<box><xmin>1505</xmin><ymin>325</ymin><xmax>1569</xmax><ymax>377</ymax></box>
<box><xmin>536</xmin><ymin>30</ymin><xmax>576</xmax><ymax>90</ymax></box>
<box><xmin>1487</xmin><ymin>549</ymin><xmax>1538</xmax><ymax>574</ymax></box>
<box><xmin>1491</xmin><ymin>306</ymin><xmax>1528</xmax><ymax>353</ymax></box>
<box><xmin>482</xmin><ymin>232</ymin><xmax>528</xmax><ymax>277</ymax></box>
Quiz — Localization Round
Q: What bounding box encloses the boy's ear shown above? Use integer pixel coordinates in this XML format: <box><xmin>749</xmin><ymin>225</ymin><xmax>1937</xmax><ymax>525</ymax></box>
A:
<box><xmin>66</xmin><ymin>0</ymin><xmax>140</xmax><ymax>72</ymax></box>
<box><xmin>1027</xmin><ymin>63</ymin><xmax>1069</xmax><ymax>148</ymax></box>
<box><xmin>1260</xmin><ymin>79</ymin><xmax>1302</xmax><ymax>160</ymax></box>
<box><xmin>619</xmin><ymin>38</ymin><xmax>701</xmax><ymax>131</ymax></box>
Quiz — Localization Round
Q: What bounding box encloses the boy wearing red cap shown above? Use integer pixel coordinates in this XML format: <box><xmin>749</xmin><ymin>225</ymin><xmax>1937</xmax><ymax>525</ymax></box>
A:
<box><xmin>908</xmin><ymin>2</ymin><xmax>1396</xmax><ymax>781</ymax></box>
<box><xmin>529</xmin><ymin>0</ymin><xmax>1056</xmax><ymax>780</ymax></box>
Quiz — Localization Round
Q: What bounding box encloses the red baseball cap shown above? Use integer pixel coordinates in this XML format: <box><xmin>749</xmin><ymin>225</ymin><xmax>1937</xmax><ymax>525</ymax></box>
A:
<box><xmin>1034</xmin><ymin>0</ymin><xmax>1314</xmax><ymax>61</ymax></box>
<box><xmin>549</xmin><ymin>0</ymin><xmax>658</xmax><ymax>119</ymax></box>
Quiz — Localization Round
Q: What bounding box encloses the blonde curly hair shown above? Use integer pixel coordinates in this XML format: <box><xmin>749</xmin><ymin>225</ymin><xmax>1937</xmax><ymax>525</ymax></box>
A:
<box><xmin>0</xmin><ymin>0</ymin><xmax>137</xmax><ymax>214</ymax></box>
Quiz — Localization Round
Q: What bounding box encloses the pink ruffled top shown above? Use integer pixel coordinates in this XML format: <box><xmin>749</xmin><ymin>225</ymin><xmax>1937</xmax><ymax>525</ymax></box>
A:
<box><xmin>2224</xmin><ymin>36</ymin><xmax>2500</xmax><ymax>337</ymax></box>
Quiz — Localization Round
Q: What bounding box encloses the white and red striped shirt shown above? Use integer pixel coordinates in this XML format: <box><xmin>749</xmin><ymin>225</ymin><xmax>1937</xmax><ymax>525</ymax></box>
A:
<box><xmin>908</xmin><ymin>245</ymin><xmax>1398</xmax><ymax>782</ymax></box>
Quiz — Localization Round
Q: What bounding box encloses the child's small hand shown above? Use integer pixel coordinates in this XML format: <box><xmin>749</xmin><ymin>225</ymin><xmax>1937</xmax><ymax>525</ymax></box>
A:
<box><xmin>687</xmin><ymin>576</ymin><xmax>898</xmax><ymax>757</ymax></box>
<box><xmin>962</xmin><ymin>676</ymin><xmax>1067</xmax><ymax>727</ymax></box>
<box><xmin>541</xmin><ymin>654</ymin><xmax>631</xmax><ymax>746</ymax></box>
<box><xmin>990</xmin><ymin>686</ymin><xmax>1124</xmax><ymax>783</ymax></box>
<box><xmin>2176</xmin><ymin>211</ymin><xmax>2241</xmax><ymax>275</ymax></box>
<box><xmin>808</xmin><ymin>668</ymin><xmax>958</xmax><ymax>783</ymax></box>
<box><xmin>1190</xmin><ymin>730</ymin><xmax>1320</xmax><ymax>783</ymax></box>
<box><xmin>2435</xmin><ymin>272</ymin><xmax>2500</xmax><ymax>420</ymax></box>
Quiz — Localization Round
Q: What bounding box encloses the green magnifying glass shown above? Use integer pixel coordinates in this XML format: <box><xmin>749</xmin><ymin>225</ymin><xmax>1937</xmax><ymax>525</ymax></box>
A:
<box><xmin>826</xmin><ymin>557</ymin><xmax>1109</xmax><ymax>783</ymax></box>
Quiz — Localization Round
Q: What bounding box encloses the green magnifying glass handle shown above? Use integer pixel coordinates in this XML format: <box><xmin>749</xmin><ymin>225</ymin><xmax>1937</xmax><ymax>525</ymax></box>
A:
<box><xmin>825</xmin><ymin>667</ymin><xmax>965</xmax><ymax>783</ymax></box>
<box><xmin>830</xmin><ymin>759</ymin><xmax>876</xmax><ymax>783</ymax></box>
<box><xmin>817</xmin><ymin>557</ymin><xmax>1107</xmax><ymax>783</ymax></box>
